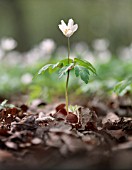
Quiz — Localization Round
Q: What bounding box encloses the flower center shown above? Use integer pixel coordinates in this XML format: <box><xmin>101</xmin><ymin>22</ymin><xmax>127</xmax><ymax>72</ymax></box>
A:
<box><xmin>64</xmin><ymin>28</ymin><xmax>70</xmax><ymax>34</ymax></box>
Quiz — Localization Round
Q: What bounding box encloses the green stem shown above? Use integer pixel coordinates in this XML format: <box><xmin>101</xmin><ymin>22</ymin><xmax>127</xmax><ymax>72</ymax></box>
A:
<box><xmin>67</xmin><ymin>37</ymin><xmax>70</xmax><ymax>63</ymax></box>
<box><xmin>65</xmin><ymin>37</ymin><xmax>70</xmax><ymax>113</ymax></box>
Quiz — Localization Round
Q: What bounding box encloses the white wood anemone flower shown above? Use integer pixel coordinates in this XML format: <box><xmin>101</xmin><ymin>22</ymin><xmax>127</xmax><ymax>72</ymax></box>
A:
<box><xmin>58</xmin><ymin>19</ymin><xmax>78</xmax><ymax>37</ymax></box>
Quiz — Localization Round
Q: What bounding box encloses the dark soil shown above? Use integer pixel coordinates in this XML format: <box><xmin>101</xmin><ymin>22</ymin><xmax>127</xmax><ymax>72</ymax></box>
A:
<box><xmin>0</xmin><ymin>94</ymin><xmax>132</xmax><ymax>170</ymax></box>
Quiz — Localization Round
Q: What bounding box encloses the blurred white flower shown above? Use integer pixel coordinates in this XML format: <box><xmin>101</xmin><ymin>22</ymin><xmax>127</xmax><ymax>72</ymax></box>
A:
<box><xmin>21</xmin><ymin>73</ymin><xmax>33</xmax><ymax>84</ymax></box>
<box><xmin>6</xmin><ymin>51</ymin><xmax>22</xmax><ymax>65</ymax></box>
<box><xmin>0</xmin><ymin>37</ymin><xmax>17</xmax><ymax>51</ymax></box>
<box><xmin>72</xmin><ymin>42</ymin><xmax>95</xmax><ymax>64</ymax></box>
<box><xmin>25</xmin><ymin>39</ymin><xmax>56</xmax><ymax>65</ymax></box>
<box><xmin>58</xmin><ymin>18</ymin><xmax>78</xmax><ymax>37</ymax></box>
<box><xmin>0</xmin><ymin>48</ymin><xmax>4</xmax><ymax>60</ymax></box>
<box><xmin>92</xmin><ymin>38</ymin><xmax>109</xmax><ymax>51</ymax></box>
<box><xmin>39</xmin><ymin>39</ymin><xmax>56</xmax><ymax>54</ymax></box>
<box><xmin>25</xmin><ymin>47</ymin><xmax>42</xmax><ymax>65</ymax></box>
<box><xmin>118</xmin><ymin>46</ymin><xmax>132</xmax><ymax>61</ymax></box>
<box><xmin>84</xmin><ymin>52</ymin><xmax>96</xmax><ymax>64</ymax></box>
<box><xmin>72</xmin><ymin>42</ymin><xmax>89</xmax><ymax>54</ymax></box>
<box><xmin>92</xmin><ymin>38</ymin><xmax>111</xmax><ymax>63</ymax></box>
<box><xmin>97</xmin><ymin>50</ymin><xmax>111</xmax><ymax>63</ymax></box>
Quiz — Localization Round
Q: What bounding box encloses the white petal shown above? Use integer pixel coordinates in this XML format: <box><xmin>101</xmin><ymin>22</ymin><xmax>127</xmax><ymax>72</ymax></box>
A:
<box><xmin>65</xmin><ymin>30</ymin><xmax>73</xmax><ymax>37</ymax></box>
<box><xmin>61</xmin><ymin>20</ymin><xmax>67</xmax><ymax>27</ymax></box>
<box><xmin>68</xmin><ymin>19</ymin><xmax>74</xmax><ymax>28</ymax></box>
<box><xmin>71</xmin><ymin>24</ymin><xmax>78</xmax><ymax>32</ymax></box>
<box><xmin>58</xmin><ymin>24</ymin><xmax>65</xmax><ymax>33</ymax></box>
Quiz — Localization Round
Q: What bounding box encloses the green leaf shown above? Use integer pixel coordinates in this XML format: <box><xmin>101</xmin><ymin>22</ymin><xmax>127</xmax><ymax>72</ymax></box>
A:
<box><xmin>6</xmin><ymin>104</ymin><xmax>16</xmax><ymax>108</ymax></box>
<box><xmin>69</xmin><ymin>105</ymin><xmax>81</xmax><ymax>112</ymax></box>
<box><xmin>38</xmin><ymin>64</ymin><xmax>53</xmax><ymax>75</ymax></box>
<box><xmin>49</xmin><ymin>62</ymin><xmax>60</xmax><ymax>73</ymax></box>
<box><xmin>59</xmin><ymin>58</ymin><xmax>73</xmax><ymax>66</ymax></box>
<box><xmin>1</xmin><ymin>99</ymin><xmax>8</xmax><ymax>107</ymax></box>
<box><xmin>0</xmin><ymin>100</ymin><xmax>17</xmax><ymax>110</ymax></box>
<box><xmin>79</xmin><ymin>67</ymin><xmax>90</xmax><ymax>84</ymax></box>
<box><xmin>74</xmin><ymin>65</ymin><xmax>80</xmax><ymax>77</ymax></box>
<box><xmin>114</xmin><ymin>76</ymin><xmax>132</xmax><ymax>94</ymax></box>
<box><xmin>74</xmin><ymin>58</ymin><xmax>96</xmax><ymax>75</ymax></box>
<box><xmin>51</xmin><ymin>62</ymin><xmax>60</xmax><ymax>69</ymax></box>
<box><xmin>59</xmin><ymin>63</ymin><xmax>74</xmax><ymax>78</ymax></box>
<box><xmin>74</xmin><ymin>65</ymin><xmax>90</xmax><ymax>84</ymax></box>
<box><xmin>38</xmin><ymin>63</ymin><xmax>60</xmax><ymax>74</ymax></box>
<box><xmin>38</xmin><ymin>58</ymin><xmax>74</xmax><ymax>76</ymax></box>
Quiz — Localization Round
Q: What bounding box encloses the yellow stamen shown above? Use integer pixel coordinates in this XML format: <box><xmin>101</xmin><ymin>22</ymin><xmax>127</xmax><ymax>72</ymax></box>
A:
<box><xmin>64</xmin><ymin>29</ymin><xmax>70</xmax><ymax>34</ymax></box>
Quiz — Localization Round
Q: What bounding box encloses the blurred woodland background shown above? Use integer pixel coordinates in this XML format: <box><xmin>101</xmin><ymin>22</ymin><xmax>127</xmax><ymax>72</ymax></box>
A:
<box><xmin>0</xmin><ymin>0</ymin><xmax>132</xmax><ymax>102</ymax></box>
<box><xmin>0</xmin><ymin>0</ymin><xmax>132</xmax><ymax>53</ymax></box>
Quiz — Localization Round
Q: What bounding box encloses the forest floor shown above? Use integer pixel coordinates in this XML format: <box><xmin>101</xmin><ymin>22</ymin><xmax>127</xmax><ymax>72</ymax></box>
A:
<box><xmin>0</xmin><ymin>93</ymin><xmax>132</xmax><ymax>170</ymax></box>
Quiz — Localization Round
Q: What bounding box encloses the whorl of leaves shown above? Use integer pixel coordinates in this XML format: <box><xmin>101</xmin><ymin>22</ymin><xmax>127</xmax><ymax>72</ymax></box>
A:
<box><xmin>37</xmin><ymin>57</ymin><xmax>96</xmax><ymax>84</ymax></box>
